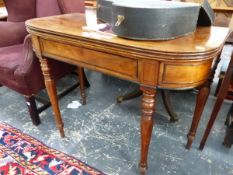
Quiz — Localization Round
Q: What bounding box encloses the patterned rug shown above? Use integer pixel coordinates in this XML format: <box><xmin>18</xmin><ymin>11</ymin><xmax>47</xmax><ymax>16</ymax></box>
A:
<box><xmin>0</xmin><ymin>123</ymin><xmax>105</xmax><ymax>175</ymax></box>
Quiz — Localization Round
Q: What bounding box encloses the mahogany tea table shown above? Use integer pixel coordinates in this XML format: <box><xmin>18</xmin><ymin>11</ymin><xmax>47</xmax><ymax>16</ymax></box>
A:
<box><xmin>26</xmin><ymin>13</ymin><xmax>229</xmax><ymax>173</ymax></box>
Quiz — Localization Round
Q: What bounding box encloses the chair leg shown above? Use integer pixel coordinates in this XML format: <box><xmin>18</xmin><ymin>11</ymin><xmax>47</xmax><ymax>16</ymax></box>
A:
<box><xmin>223</xmin><ymin>128</ymin><xmax>233</xmax><ymax>148</ymax></box>
<box><xmin>223</xmin><ymin>104</ymin><xmax>233</xmax><ymax>148</ymax></box>
<box><xmin>24</xmin><ymin>96</ymin><xmax>41</xmax><ymax>126</ymax></box>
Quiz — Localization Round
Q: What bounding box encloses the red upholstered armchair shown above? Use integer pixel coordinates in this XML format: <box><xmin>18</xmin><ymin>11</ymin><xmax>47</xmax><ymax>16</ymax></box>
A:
<box><xmin>0</xmin><ymin>0</ymin><xmax>87</xmax><ymax>125</ymax></box>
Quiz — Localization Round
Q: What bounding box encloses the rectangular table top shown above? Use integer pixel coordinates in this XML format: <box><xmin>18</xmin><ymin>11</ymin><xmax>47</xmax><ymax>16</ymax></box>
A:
<box><xmin>26</xmin><ymin>13</ymin><xmax>229</xmax><ymax>56</ymax></box>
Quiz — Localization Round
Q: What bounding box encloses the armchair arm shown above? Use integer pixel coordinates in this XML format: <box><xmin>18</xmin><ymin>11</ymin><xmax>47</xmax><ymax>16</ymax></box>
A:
<box><xmin>0</xmin><ymin>21</ymin><xmax>28</xmax><ymax>47</ymax></box>
<box><xmin>14</xmin><ymin>34</ymin><xmax>45</xmax><ymax>93</ymax></box>
<box><xmin>14</xmin><ymin>35</ymin><xmax>76</xmax><ymax>94</ymax></box>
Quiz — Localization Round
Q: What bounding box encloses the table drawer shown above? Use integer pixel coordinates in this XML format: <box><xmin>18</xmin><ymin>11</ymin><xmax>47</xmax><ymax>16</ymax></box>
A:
<box><xmin>158</xmin><ymin>60</ymin><xmax>212</xmax><ymax>89</ymax></box>
<box><xmin>40</xmin><ymin>39</ymin><xmax>138</xmax><ymax>81</ymax></box>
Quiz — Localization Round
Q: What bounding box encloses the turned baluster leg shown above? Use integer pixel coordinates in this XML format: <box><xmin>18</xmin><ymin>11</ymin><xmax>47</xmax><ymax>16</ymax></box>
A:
<box><xmin>186</xmin><ymin>52</ymin><xmax>222</xmax><ymax>149</ymax></box>
<box><xmin>139</xmin><ymin>86</ymin><xmax>156</xmax><ymax>173</ymax></box>
<box><xmin>77</xmin><ymin>67</ymin><xmax>86</xmax><ymax>105</ymax></box>
<box><xmin>40</xmin><ymin>58</ymin><xmax>65</xmax><ymax>137</ymax></box>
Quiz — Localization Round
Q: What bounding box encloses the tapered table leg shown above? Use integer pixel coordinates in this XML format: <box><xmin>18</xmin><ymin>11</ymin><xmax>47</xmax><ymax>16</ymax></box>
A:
<box><xmin>199</xmin><ymin>97</ymin><xmax>225</xmax><ymax>150</ymax></box>
<box><xmin>40</xmin><ymin>58</ymin><xmax>65</xmax><ymax>137</ymax></box>
<box><xmin>77</xmin><ymin>67</ymin><xmax>86</xmax><ymax>105</ymax></box>
<box><xmin>199</xmin><ymin>55</ymin><xmax>233</xmax><ymax>150</ymax></box>
<box><xmin>139</xmin><ymin>86</ymin><xmax>156</xmax><ymax>173</ymax></box>
<box><xmin>186</xmin><ymin>85</ymin><xmax>210</xmax><ymax>149</ymax></box>
<box><xmin>186</xmin><ymin>52</ymin><xmax>222</xmax><ymax>149</ymax></box>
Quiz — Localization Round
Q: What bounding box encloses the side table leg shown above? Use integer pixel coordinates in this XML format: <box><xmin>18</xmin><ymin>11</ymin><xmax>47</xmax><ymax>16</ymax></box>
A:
<box><xmin>139</xmin><ymin>86</ymin><xmax>156</xmax><ymax>173</ymax></box>
<box><xmin>186</xmin><ymin>51</ymin><xmax>222</xmax><ymax>149</ymax></box>
<box><xmin>40</xmin><ymin>58</ymin><xmax>65</xmax><ymax>138</ymax></box>
<box><xmin>77</xmin><ymin>67</ymin><xmax>86</xmax><ymax>105</ymax></box>
<box><xmin>186</xmin><ymin>85</ymin><xmax>209</xmax><ymax>149</ymax></box>
<box><xmin>199</xmin><ymin>97</ymin><xmax>225</xmax><ymax>150</ymax></box>
<box><xmin>199</xmin><ymin>56</ymin><xmax>233</xmax><ymax>150</ymax></box>
<box><xmin>161</xmin><ymin>90</ymin><xmax>179</xmax><ymax>122</ymax></box>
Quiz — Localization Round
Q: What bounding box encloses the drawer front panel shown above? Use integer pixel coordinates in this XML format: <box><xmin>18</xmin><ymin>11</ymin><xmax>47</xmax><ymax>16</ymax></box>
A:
<box><xmin>159</xmin><ymin>60</ymin><xmax>212</xmax><ymax>88</ymax></box>
<box><xmin>41</xmin><ymin>39</ymin><xmax>138</xmax><ymax>81</ymax></box>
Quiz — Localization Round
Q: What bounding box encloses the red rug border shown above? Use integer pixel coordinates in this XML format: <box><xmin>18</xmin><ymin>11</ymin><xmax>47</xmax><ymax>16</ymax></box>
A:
<box><xmin>0</xmin><ymin>122</ymin><xmax>106</xmax><ymax>175</ymax></box>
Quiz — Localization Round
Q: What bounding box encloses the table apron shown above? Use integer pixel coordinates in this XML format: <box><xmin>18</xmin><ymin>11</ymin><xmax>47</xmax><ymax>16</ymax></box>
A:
<box><xmin>38</xmin><ymin>37</ymin><xmax>214</xmax><ymax>90</ymax></box>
